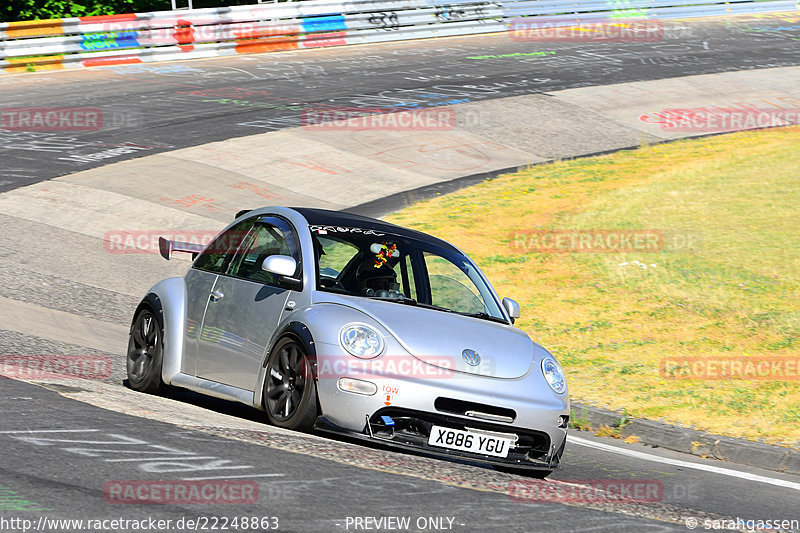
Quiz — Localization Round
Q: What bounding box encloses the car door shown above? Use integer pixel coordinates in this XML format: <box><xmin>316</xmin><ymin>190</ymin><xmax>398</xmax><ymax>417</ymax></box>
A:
<box><xmin>195</xmin><ymin>216</ymin><xmax>302</xmax><ymax>391</ymax></box>
<box><xmin>183</xmin><ymin>218</ymin><xmax>254</xmax><ymax>376</ymax></box>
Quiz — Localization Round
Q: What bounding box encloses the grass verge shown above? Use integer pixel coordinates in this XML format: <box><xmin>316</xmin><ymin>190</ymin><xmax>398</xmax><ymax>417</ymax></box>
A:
<box><xmin>385</xmin><ymin>126</ymin><xmax>800</xmax><ymax>447</ymax></box>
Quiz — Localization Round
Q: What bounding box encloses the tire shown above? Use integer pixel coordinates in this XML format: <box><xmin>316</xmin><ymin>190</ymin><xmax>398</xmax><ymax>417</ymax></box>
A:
<box><xmin>126</xmin><ymin>307</ymin><xmax>165</xmax><ymax>394</ymax></box>
<box><xmin>263</xmin><ymin>337</ymin><xmax>318</xmax><ymax>431</ymax></box>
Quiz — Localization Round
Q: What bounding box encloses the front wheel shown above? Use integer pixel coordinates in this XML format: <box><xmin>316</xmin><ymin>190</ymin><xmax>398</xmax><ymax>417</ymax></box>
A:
<box><xmin>126</xmin><ymin>307</ymin><xmax>165</xmax><ymax>394</ymax></box>
<box><xmin>264</xmin><ymin>337</ymin><xmax>318</xmax><ymax>431</ymax></box>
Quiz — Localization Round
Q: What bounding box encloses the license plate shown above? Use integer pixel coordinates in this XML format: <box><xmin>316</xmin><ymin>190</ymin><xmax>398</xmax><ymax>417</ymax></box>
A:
<box><xmin>427</xmin><ymin>426</ymin><xmax>514</xmax><ymax>458</ymax></box>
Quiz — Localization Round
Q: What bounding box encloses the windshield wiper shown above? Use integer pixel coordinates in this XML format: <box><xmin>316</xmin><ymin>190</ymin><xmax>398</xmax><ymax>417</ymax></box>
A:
<box><xmin>368</xmin><ymin>296</ymin><xmax>452</xmax><ymax>312</ymax></box>
<box><xmin>462</xmin><ymin>311</ymin><xmax>509</xmax><ymax>324</ymax></box>
<box><xmin>368</xmin><ymin>295</ymin><xmax>418</xmax><ymax>305</ymax></box>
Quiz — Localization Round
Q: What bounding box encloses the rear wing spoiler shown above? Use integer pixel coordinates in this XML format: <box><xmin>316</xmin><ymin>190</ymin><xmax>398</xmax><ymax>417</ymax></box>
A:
<box><xmin>158</xmin><ymin>236</ymin><xmax>204</xmax><ymax>261</ymax></box>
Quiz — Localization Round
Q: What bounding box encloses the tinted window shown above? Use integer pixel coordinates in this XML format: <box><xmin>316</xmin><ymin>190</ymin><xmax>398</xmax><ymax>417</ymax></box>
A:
<box><xmin>227</xmin><ymin>217</ymin><xmax>301</xmax><ymax>288</ymax></box>
<box><xmin>193</xmin><ymin>219</ymin><xmax>253</xmax><ymax>274</ymax></box>
<box><xmin>316</xmin><ymin>236</ymin><xmax>360</xmax><ymax>289</ymax></box>
<box><xmin>229</xmin><ymin>225</ymin><xmax>287</xmax><ymax>284</ymax></box>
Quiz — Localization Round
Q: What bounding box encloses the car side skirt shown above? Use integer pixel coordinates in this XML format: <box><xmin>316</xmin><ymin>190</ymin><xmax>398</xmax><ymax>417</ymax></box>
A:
<box><xmin>170</xmin><ymin>372</ymin><xmax>256</xmax><ymax>407</ymax></box>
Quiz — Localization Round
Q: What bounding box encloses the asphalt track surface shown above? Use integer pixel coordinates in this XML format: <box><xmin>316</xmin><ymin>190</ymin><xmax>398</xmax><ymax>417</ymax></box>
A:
<box><xmin>1</xmin><ymin>15</ymin><xmax>799</xmax><ymax>192</ymax></box>
<box><xmin>1</xmin><ymin>13</ymin><xmax>800</xmax><ymax>533</ymax></box>
<box><xmin>3</xmin><ymin>378</ymin><xmax>800</xmax><ymax>533</ymax></box>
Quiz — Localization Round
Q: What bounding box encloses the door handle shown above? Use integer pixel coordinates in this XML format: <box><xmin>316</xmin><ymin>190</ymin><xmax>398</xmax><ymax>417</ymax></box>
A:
<box><xmin>209</xmin><ymin>290</ymin><xmax>224</xmax><ymax>303</ymax></box>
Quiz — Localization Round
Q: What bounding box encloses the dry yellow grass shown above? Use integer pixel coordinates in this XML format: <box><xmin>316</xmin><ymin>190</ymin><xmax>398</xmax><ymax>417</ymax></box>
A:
<box><xmin>386</xmin><ymin>126</ymin><xmax>800</xmax><ymax>447</ymax></box>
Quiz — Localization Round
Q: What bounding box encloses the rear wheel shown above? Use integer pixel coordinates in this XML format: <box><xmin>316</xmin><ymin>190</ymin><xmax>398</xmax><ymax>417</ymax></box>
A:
<box><xmin>126</xmin><ymin>307</ymin><xmax>165</xmax><ymax>394</ymax></box>
<box><xmin>264</xmin><ymin>337</ymin><xmax>318</xmax><ymax>431</ymax></box>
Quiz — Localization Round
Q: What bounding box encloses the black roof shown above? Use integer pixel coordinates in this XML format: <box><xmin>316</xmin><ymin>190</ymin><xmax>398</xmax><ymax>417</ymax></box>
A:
<box><xmin>292</xmin><ymin>207</ymin><xmax>459</xmax><ymax>253</ymax></box>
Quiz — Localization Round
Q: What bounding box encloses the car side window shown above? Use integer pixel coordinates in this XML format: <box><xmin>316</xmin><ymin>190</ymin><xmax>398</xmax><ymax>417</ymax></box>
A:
<box><xmin>317</xmin><ymin>236</ymin><xmax>359</xmax><ymax>279</ymax></box>
<box><xmin>193</xmin><ymin>219</ymin><xmax>253</xmax><ymax>274</ymax></box>
<box><xmin>228</xmin><ymin>218</ymin><xmax>300</xmax><ymax>287</ymax></box>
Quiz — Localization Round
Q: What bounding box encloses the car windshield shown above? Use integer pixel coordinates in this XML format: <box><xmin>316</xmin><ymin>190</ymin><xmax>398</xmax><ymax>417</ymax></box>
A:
<box><xmin>310</xmin><ymin>225</ymin><xmax>506</xmax><ymax>322</ymax></box>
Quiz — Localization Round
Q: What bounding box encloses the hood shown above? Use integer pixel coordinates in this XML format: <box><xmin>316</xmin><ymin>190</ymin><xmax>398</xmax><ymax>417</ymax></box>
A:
<box><xmin>316</xmin><ymin>294</ymin><xmax>535</xmax><ymax>379</ymax></box>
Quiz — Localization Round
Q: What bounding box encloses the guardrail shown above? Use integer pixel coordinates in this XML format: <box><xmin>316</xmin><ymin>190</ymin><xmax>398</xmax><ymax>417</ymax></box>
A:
<box><xmin>0</xmin><ymin>0</ymin><xmax>797</xmax><ymax>74</ymax></box>
<box><xmin>503</xmin><ymin>0</ymin><xmax>799</xmax><ymax>19</ymax></box>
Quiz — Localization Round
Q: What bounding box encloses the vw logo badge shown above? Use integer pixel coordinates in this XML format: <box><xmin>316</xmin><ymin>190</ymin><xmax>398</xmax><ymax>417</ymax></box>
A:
<box><xmin>462</xmin><ymin>349</ymin><xmax>481</xmax><ymax>366</ymax></box>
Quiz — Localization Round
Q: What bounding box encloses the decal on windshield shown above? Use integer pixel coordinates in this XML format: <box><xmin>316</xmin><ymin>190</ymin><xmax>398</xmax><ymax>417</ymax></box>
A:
<box><xmin>309</xmin><ymin>225</ymin><xmax>385</xmax><ymax>236</ymax></box>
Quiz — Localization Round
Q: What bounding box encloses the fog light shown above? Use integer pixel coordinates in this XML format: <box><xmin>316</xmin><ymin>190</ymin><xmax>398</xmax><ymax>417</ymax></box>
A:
<box><xmin>557</xmin><ymin>415</ymin><xmax>569</xmax><ymax>428</ymax></box>
<box><xmin>338</xmin><ymin>377</ymin><xmax>377</xmax><ymax>396</ymax></box>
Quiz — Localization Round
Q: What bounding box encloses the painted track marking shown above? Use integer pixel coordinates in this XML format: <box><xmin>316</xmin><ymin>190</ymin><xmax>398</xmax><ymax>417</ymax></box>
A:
<box><xmin>570</xmin><ymin>436</ymin><xmax>800</xmax><ymax>491</ymax></box>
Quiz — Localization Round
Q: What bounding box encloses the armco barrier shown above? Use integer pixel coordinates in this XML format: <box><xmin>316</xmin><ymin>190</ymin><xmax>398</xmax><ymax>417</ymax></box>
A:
<box><xmin>0</xmin><ymin>0</ymin><xmax>797</xmax><ymax>74</ymax></box>
<box><xmin>0</xmin><ymin>0</ymin><xmax>504</xmax><ymax>73</ymax></box>
<box><xmin>502</xmin><ymin>0</ymin><xmax>799</xmax><ymax>20</ymax></box>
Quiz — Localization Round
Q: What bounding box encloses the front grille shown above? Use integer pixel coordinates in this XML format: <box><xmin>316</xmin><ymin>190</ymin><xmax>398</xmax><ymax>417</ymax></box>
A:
<box><xmin>368</xmin><ymin>407</ymin><xmax>551</xmax><ymax>463</ymax></box>
<box><xmin>434</xmin><ymin>397</ymin><xmax>517</xmax><ymax>423</ymax></box>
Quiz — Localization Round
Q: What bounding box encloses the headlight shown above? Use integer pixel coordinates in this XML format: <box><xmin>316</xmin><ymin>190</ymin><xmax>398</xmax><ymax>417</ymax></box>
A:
<box><xmin>541</xmin><ymin>355</ymin><xmax>567</xmax><ymax>394</ymax></box>
<box><xmin>340</xmin><ymin>323</ymin><xmax>384</xmax><ymax>359</ymax></box>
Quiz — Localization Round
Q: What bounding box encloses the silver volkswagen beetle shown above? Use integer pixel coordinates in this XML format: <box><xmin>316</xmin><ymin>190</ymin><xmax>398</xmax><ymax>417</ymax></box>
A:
<box><xmin>127</xmin><ymin>206</ymin><xmax>569</xmax><ymax>475</ymax></box>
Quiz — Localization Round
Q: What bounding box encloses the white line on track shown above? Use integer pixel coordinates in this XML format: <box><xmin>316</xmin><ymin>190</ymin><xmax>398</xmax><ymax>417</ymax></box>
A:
<box><xmin>0</xmin><ymin>429</ymin><xmax>99</xmax><ymax>433</ymax></box>
<box><xmin>106</xmin><ymin>456</ymin><xmax>219</xmax><ymax>462</ymax></box>
<box><xmin>181</xmin><ymin>474</ymin><xmax>285</xmax><ymax>480</ymax></box>
<box><xmin>569</xmin><ymin>435</ymin><xmax>800</xmax><ymax>491</ymax></box>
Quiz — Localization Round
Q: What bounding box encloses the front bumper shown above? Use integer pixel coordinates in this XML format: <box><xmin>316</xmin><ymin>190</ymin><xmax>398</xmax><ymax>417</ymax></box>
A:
<box><xmin>313</xmin><ymin>340</ymin><xmax>569</xmax><ymax>471</ymax></box>
<box><xmin>314</xmin><ymin>408</ymin><xmax>567</xmax><ymax>472</ymax></box>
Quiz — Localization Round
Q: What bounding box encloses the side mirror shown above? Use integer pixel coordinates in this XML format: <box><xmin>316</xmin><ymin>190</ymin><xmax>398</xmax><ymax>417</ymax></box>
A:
<box><xmin>262</xmin><ymin>255</ymin><xmax>297</xmax><ymax>277</ymax></box>
<box><xmin>502</xmin><ymin>297</ymin><xmax>521</xmax><ymax>320</ymax></box>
